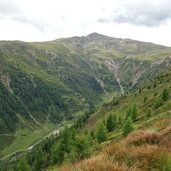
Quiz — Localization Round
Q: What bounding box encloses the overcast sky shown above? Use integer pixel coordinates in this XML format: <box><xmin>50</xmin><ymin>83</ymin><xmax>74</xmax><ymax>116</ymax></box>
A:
<box><xmin>0</xmin><ymin>0</ymin><xmax>171</xmax><ymax>46</ymax></box>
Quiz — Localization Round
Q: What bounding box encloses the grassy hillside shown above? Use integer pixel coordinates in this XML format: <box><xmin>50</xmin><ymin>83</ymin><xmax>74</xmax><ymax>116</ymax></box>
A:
<box><xmin>54</xmin><ymin>126</ymin><xmax>171</xmax><ymax>171</ymax></box>
<box><xmin>1</xmin><ymin>66</ymin><xmax>171</xmax><ymax>171</ymax></box>
<box><xmin>0</xmin><ymin>33</ymin><xmax>171</xmax><ymax>159</ymax></box>
<box><xmin>47</xmin><ymin>69</ymin><xmax>171</xmax><ymax>171</ymax></box>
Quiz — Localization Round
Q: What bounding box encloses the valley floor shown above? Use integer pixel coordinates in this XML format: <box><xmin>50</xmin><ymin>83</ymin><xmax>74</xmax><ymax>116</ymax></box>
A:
<box><xmin>0</xmin><ymin>123</ymin><xmax>58</xmax><ymax>159</ymax></box>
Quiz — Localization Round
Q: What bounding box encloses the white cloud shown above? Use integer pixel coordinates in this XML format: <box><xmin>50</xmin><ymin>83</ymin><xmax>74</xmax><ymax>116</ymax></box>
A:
<box><xmin>0</xmin><ymin>0</ymin><xmax>171</xmax><ymax>46</ymax></box>
<box><xmin>111</xmin><ymin>0</ymin><xmax>171</xmax><ymax>27</ymax></box>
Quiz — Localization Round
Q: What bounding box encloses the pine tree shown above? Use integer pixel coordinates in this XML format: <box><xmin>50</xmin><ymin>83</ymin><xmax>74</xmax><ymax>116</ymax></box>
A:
<box><xmin>52</xmin><ymin>126</ymin><xmax>74</xmax><ymax>164</ymax></box>
<box><xmin>107</xmin><ymin>114</ymin><xmax>117</xmax><ymax>132</ymax></box>
<box><xmin>126</xmin><ymin>108</ymin><xmax>131</xmax><ymax>119</ymax></box>
<box><xmin>96</xmin><ymin>122</ymin><xmax>108</xmax><ymax>143</ymax></box>
<box><xmin>162</xmin><ymin>88</ymin><xmax>169</xmax><ymax>101</ymax></box>
<box><xmin>74</xmin><ymin>134</ymin><xmax>91</xmax><ymax>160</ymax></box>
<box><xmin>33</xmin><ymin>148</ymin><xmax>45</xmax><ymax>171</ymax></box>
<box><xmin>122</xmin><ymin>117</ymin><xmax>134</xmax><ymax>137</ymax></box>
<box><xmin>90</xmin><ymin>130</ymin><xmax>95</xmax><ymax>139</ymax></box>
<box><xmin>17</xmin><ymin>158</ymin><xmax>31</xmax><ymax>171</ymax></box>
<box><xmin>131</xmin><ymin>104</ymin><xmax>138</xmax><ymax>122</ymax></box>
<box><xmin>144</xmin><ymin>96</ymin><xmax>148</xmax><ymax>103</ymax></box>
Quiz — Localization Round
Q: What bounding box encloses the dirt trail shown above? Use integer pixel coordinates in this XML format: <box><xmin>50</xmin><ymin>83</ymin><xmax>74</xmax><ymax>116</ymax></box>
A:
<box><xmin>29</xmin><ymin>113</ymin><xmax>41</xmax><ymax>126</ymax></box>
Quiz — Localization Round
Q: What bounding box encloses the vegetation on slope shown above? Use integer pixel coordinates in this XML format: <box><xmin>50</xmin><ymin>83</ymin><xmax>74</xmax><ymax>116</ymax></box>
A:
<box><xmin>1</xmin><ymin>66</ymin><xmax>171</xmax><ymax>171</ymax></box>
<box><xmin>1</xmin><ymin>33</ymin><xmax>171</xmax><ymax>163</ymax></box>
<box><xmin>54</xmin><ymin>126</ymin><xmax>171</xmax><ymax>171</ymax></box>
<box><xmin>1</xmin><ymin>34</ymin><xmax>171</xmax><ymax>135</ymax></box>
<box><xmin>48</xmin><ymin>70</ymin><xmax>171</xmax><ymax>171</ymax></box>
<box><xmin>48</xmin><ymin>68</ymin><xmax>171</xmax><ymax>170</ymax></box>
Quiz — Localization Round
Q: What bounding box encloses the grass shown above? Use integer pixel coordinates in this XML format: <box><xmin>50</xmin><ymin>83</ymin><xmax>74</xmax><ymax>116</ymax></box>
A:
<box><xmin>1</xmin><ymin>36</ymin><xmax>171</xmax><ymax>169</ymax></box>
<box><xmin>133</xmin><ymin>49</ymin><xmax>171</xmax><ymax>61</ymax></box>
<box><xmin>48</xmin><ymin>69</ymin><xmax>171</xmax><ymax>171</ymax></box>
<box><xmin>1</xmin><ymin>123</ymin><xmax>57</xmax><ymax>158</ymax></box>
<box><xmin>51</xmin><ymin>125</ymin><xmax>171</xmax><ymax>171</ymax></box>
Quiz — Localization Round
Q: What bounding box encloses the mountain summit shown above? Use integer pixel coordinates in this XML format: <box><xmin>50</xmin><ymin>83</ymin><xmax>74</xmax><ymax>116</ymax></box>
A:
<box><xmin>86</xmin><ymin>32</ymin><xmax>111</xmax><ymax>38</ymax></box>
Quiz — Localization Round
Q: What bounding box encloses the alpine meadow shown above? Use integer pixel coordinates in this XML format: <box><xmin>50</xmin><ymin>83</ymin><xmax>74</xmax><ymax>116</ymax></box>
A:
<box><xmin>0</xmin><ymin>32</ymin><xmax>171</xmax><ymax>170</ymax></box>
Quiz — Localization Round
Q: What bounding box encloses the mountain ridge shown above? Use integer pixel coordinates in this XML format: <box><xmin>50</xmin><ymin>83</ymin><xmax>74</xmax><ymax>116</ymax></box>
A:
<box><xmin>1</xmin><ymin>32</ymin><xmax>170</xmax><ymax>48</ymax></box>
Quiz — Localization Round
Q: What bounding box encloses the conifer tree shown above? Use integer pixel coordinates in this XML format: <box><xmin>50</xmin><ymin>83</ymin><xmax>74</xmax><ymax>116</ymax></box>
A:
<box><xmin>33</xmin><ymin>148</ymin><xmax>45</xmax><ymax>171</ymax></box>
<box><xmin>52</xmin><ymin>126</ymin><xmax>74</xmax><ymax>164</ymax></box>
<box><xmin>122</xmin><ymin>117</ymin><xmax>134</xmax><ymax>137</ymax></box>
<box><xmin>96</xmin><ymin>122</ymin><xmax>108</xmax><ymax>143</ymax></box>
<box><xmin>162</xmin><ymin>88</ymin><xmax>169</xmax><ymax>101</ymax></box>
<box><xmin>107</xmin><ymin>114</ymin><xmax>117</xmax><ymax>132</ymax></box>
<box><xmin>126</xmin><ymin>108</ymin><xmax>131</xmax><ymax>119</ymax></box>
<box><xmin>17</xmin><ymin>158</ymin><xmax>31</xmax><ymax>171</ymax></box>
<box><xmin>131</xmin><ymin>104</ymin><xmax>138</xmax><ymax>122</ymax></box>
<box><xmin>118</xmin><ymin>115</ymin><xmax>122</xmax><ymax>126</ymax></box>
<box><xmin>74</xmin><ymin>134</ymin><xmax>91</xmax><ymax>160</ymax></box>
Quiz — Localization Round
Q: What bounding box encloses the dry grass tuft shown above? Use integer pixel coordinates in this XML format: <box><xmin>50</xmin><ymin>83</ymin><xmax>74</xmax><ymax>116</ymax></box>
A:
<box><xmin>51</xmin><ymin>125</ymin><xmax>171</xmax><ymax>171</ymax></box>
<box><xmin>123</xmin><ymin>130</ymin><xmax>163</xmax><ymax>146</ymax></box>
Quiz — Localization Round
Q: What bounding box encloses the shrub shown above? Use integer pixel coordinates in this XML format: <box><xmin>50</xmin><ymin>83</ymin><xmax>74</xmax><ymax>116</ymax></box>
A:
<box><xmin>106</xmin><ymin>114</ymin><xmax>117</xmax><ymax>132</ymax></box>
<box><xmin>154</xmin><ymin>99</ymin><xmax>163</xmax><ymax>109</ymax></box>
<box><xmin>96</xmin><ymin>122</ymin><xmax>108</xmax><ymax>143</ymax></box>
<box><xmin>122</xmin><ymin>117</ymin><xmax>134</xmax><ymax>137</ymax></box>
<box><xmin>162</xmin><ymin>88</ymin><xmax>169</xmax><ymax>101</ymax></box>
<box><xmin>144</xmin><ymin>96</ymin><xmax>148</xmax><ymax>103</ymax></box>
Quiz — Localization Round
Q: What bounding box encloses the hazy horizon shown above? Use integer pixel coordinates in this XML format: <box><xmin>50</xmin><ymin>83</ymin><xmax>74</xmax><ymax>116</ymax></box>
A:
<box><xmin>0</xmin><ymin>0</ymin><xmax>171</xmax><ymax>46</ymax></box>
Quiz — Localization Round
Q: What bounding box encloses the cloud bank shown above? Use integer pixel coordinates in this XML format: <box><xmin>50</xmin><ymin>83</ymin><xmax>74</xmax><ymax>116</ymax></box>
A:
<box><xmin>0</xmin><ymin>0</ymin><xmax>171</xmax><ymax>46</ymax></box>
<box><xmin>112</xmin><ymin>0</ymin><xmax>171</xmax><ymax>27</ymax></box>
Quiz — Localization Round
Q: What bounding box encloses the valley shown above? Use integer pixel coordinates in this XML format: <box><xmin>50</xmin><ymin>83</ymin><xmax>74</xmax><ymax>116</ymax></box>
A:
<box><xmin>0</xmin><ymin>33</ymin><xmax>171</xmax><ymax>170</ymax></box>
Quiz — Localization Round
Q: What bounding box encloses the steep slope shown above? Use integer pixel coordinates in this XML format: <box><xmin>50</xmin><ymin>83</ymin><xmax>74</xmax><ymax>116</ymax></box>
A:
<box><xmin>48</xmin><ymin>68</ymin><xmax>171</xmax><ymax>171</ymax></box>
<box><xmin>53</xmin><ymin>126</ymin><xmax>171</xmax><ymax>171</ymax></box>
<box><xmin>0</xmin><ymin>33</ymin><xmax>171</xmax><ymax>156</ymax></box>
<box><xmin>1</xmin><ymin>67</ymin><xmax>171</xmax><ymax>171</ymax></box>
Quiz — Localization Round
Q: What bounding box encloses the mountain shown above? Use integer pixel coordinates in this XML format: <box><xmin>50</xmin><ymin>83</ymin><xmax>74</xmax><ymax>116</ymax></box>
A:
<box><xmin>51</xmin><ymin>68</ymin><xmax>171</xmax><ymax>171</ymax></box>
<box><xmin>0</xmin><ymin>33</ymin><xmax>171</xmax><ymax>157</ymax></box>
<box><xmin>2</xmin><ymin>64</ymin><xmax>171</xmax><ymax>171</ymax></box>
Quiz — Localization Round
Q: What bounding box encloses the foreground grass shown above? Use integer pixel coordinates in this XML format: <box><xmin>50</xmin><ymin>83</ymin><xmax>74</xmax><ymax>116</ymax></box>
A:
<box><xmin>50</xmin><ymin>125</ymin><xmax>171</xmax><ymax>171</ymax></box>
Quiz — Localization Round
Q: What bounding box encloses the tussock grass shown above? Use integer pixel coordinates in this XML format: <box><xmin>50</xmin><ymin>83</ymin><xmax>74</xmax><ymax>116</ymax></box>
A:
<box><xmin>51</xmin><ymin>125</ymin><xmax>171</xmax><ymax>171</ymax></box>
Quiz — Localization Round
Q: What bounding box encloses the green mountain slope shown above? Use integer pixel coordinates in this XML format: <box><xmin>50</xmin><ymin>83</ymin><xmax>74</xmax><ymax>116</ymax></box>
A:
<box><xmin>0</xmin><ymin>33</ymin><xmax>171</xmax><ymax>156</ymax></box>
<box><xmin>1</xmin><ymin>63</ymin><xmax>171</xmax><ymax>171</ymax></box>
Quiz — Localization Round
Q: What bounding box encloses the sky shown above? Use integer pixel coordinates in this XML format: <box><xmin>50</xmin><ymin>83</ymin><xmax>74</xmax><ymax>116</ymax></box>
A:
<box><xmin>0</xmin><ymin>0</ymin><xmax>171</xmax><ymax>46</ymax></box>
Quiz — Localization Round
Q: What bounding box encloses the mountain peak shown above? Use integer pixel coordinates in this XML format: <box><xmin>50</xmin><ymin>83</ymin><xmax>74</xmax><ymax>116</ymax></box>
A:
<box><xmin>87</xmin><ymin>32</ymin><xmax>107</xmax><ymax>38</ymax></box>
